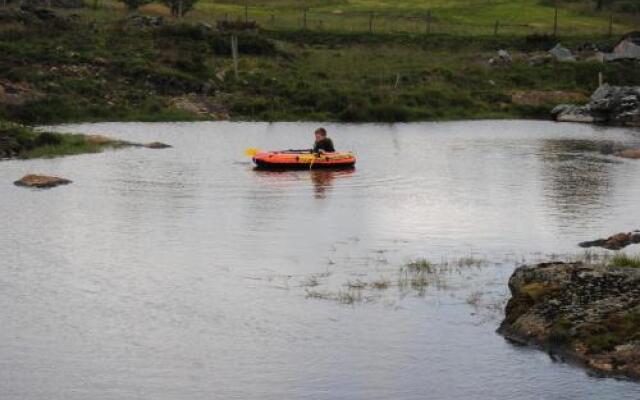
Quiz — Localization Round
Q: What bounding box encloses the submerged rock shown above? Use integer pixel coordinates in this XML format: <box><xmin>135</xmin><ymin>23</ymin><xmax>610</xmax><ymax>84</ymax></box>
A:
<box><xmin>616</xmin><ymin>148</ymin><xmax>640</xmax><ymax>160</ymax></box>
<box><xmin>499</xmin><ymin>262</ymin><xmax>640</xmax><ymax>380</ymax></box>
<box><xmin>14</xmin><ymin>174</ymin><xmax>72</xmax><ymax>188</ymax></box>
<box><xmin>144</xmin><ymin>142</ymin><xmax>172</xmax><ymax>149</ymax></box>
<box><xmin>579</xmin><ymin>231</ymin><xmax>640</xmax><ymax>250</ymax></box>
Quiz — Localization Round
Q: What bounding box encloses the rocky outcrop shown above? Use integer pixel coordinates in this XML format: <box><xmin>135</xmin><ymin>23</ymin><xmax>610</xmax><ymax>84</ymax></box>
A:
<box><xmin>580</xmin><ymin>231</ymin><xmax>640</xmax><ymax>250</ymax></box>
<box><xmin>551</xmin><ymin>84</ymin><xmax>640</xmax><ymax>127</ymax></box>
<box><xmin>14</xmin><ymin>174</ymin><xmax>72</xmax><ymax>188</ymax></box>
<box><xmin>499</xmin><ymin>262</ymin><xmax>640</xmax><ymax>380</ymax></box>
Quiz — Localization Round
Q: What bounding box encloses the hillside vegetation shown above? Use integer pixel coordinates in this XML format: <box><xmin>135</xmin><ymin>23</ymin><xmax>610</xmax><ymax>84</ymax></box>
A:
<box><xmin>0</xmin><ymin>2</ymin><xmax>639</xmax><ymax>125</ymax></box>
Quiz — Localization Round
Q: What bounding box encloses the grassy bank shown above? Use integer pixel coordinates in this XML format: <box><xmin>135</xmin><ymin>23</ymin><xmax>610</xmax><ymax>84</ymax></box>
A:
<box><xmin>0</xmin><ymin>6</ymin><xmax>639</xmax><ymax>125</ymax></box>
<box><xmin>0</xmin><ymin>120</ymin><xmax>124</xmax><ymax>158</ymax></box>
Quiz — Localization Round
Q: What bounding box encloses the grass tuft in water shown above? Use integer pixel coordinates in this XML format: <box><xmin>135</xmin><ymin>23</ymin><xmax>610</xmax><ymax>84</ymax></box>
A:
<box><xmin>370</xmin><ymin>278</ymin><xmax>391</xmax><ymax>290</ymax></box>
<box><xmin>404</xmin><ymin>258</ymin><xmax>434</xmax><ymax>273</ymax></box>
<box><xmin>345</xmin><ymin>280</ymin><xmax>367</xmax><ymax>289</ymax></box>
<box><xmin>609</xmin><ymin>253</ymin><xmax>640</xmax><ymax>269</ymax></box>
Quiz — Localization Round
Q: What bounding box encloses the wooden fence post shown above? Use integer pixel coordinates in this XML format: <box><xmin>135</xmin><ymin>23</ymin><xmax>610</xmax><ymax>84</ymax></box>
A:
<box><xmin>553</xmin><ymin>7</ymin><xmax>558</xmax><ymax>36</ymax></box>
<box><xmin>244</xmin><ymin>2</ymin><xmax>248</xmax><ymax>23</ymax></box>
<box><xmin>494</xmin><ymin>20</ymin><xmax>500</xmax><ymax>36</ymax></box>
<box><xmin>303</xmin><ymin>7</ymin><xmax>308</xmax><ymax>30</ymax></box>
<box><xmin>608</xmin><ymin>15</ymin><xmax>613</xmax><ymax>37</ymax></box>
<box><xmin>426</xmin><ymin>10</ymin><xmax>432</xmax><ymax>35</ymax></box>
<box><xmin>369</xmin><ymin>12</ymin><xmax>374</xmax><ymax>34</ymax></box>
<box><xmin>231</xmin><ymin>35</ymin><xmax>239</xmax><ymax>79</ymax></box>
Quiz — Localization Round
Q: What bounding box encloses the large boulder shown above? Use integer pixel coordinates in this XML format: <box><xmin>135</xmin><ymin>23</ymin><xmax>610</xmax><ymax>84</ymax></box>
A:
<box><xmin>499</xmin><ymin>262</ymin><xmax>640</xmax><ymax>380</ymax></box>
<box><xmin>604</xmin><ymin>32</ymin><xmax>640</xmax><ymax>62</ymax></box>
<box><xmin>14</xmin><ymin>174</ymin><xmax>72</xmax><ymax>188</ymax></box>
<box><xmin>552</xmin><ymin>84</ymin><xmax>640</xmax><ymax>127</ymax></box>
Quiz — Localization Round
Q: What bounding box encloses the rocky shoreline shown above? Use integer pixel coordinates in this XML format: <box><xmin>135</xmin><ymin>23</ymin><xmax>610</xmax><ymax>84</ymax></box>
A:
<box><xmin>552</xmin><ymin>84</ymin><xmax>640</xmax><ymax>127</ymax></box>
<box><xmin>499</xmin><ymin>262</ymin><xmax>640</xmax><ymax>380</ymax></box>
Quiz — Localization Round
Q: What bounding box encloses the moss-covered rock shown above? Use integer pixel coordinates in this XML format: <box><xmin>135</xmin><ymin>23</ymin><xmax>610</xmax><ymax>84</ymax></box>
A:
<box><xmin>499</xmin><ymin>262</ymin><xmax>640</xmax><ymax>380</ymax></box>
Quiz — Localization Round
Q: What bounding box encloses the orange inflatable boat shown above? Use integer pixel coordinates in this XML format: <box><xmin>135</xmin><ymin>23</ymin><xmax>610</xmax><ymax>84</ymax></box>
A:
<box><xmin>253</xmin><ymin>150</ymin><xmax>356</xmax><ymax>170</ymax></box>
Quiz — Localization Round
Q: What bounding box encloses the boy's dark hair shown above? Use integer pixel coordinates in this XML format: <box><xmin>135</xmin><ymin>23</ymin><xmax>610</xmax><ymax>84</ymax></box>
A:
<box><xmin>315</xmin><ymin>127</ymin><xmax>327</xmax><ymax>136</ymax></box>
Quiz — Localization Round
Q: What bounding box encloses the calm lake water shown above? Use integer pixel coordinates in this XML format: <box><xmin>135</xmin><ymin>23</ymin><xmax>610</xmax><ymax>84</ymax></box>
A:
<box><xmin>1</xmin><ymin>120</ymin><xmax>640</xmax><ymax>399</ymax></box>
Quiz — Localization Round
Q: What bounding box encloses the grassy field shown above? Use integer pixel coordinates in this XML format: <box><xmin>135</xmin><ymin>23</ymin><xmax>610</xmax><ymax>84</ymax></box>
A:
<box><xmin>128</xmin><ymin>0</ymin><xmax>640</xmax><ymax>36</ymax></box>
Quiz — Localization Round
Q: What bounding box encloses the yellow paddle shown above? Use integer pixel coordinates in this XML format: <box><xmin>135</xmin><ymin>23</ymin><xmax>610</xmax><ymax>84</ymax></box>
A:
<box><xmin>244</xmin><ymin>148</ymin><xmax>260</xmax><ymax>157</ymax></box>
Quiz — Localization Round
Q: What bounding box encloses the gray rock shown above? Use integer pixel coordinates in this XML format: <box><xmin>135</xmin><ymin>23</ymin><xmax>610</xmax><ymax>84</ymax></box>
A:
<box><xmin>552</xmin><ymin>104</ymin><xmax>595</xmax><ymax>123</ymax></box>
<box><xmin>528</xmin><ymin>53</ymin><xmax>551</xmax><ymax>66</ymax></box>
<box><xmin>489</xmin><ymin>49</ymin><xmax>512</xmax><ymax>66</ymax></box>
<box><xmin>549</xmin><ymin>43</ymin><xmax>576</xmax><ymax>62</ymax></box>
<box><xmin>498</xmin><ymin>49</ymin><xmax>512</xmax><ymax>62</ymax></box>
<box><xmin>127</xmin><ymin>15</ymin><xmax>165</xmax><ymax>28</ymax></box>
<box><xmin>552</xmin><ymin>84</ymin><xmax>640</xmax><ymax>126</ymax></box>
<box><xmin>604</xmin><ymin>32</ymin><xmax>640</xmax><ymax>62</ymax></box>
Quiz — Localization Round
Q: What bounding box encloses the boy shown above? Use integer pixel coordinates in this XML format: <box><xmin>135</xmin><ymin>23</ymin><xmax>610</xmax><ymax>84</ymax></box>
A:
<box><xmin>312</xmin><ymin>128</ymin><xmax>335</xmax><ymax>153</ymax></box>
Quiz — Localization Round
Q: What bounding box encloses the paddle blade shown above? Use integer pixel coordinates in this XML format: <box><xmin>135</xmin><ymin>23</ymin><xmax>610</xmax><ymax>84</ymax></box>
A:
<box><xmin>244</xmin><ymin>148</ymin><xmax>260</xmax><ymax>157</ymax></box>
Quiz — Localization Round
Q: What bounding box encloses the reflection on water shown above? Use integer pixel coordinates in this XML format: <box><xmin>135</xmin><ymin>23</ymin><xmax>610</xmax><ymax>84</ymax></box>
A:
<box><xmin>310</xmin><ymin>169</ymin><xmax>355</xmax><ymax>199</ymax></box>
<box><xmin>1</xmin><ymin>120</ymin><xmax>640</xmax><ymax>400</ymax></box>
<box><xmin>540</xmin><ymin>139</ymin><xmax>619</xmax><ymax>222</ymax></box>
<box><xmin>252</xmin><ymin>168</ymin><xmax>355</xmax><ymax>199</ymax></box>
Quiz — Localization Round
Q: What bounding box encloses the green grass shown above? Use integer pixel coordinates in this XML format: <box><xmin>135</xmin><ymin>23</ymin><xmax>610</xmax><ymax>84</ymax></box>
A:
<box><xmin>580</xmin><ymin>311</ymin><xmax>640</xmax><ymax>353</ymax></box>
<box><xmin>610</xmin><ymin>253</ymin><xmax>640</xmax><ymax>268</ymax></box>
<box><xmin>19</xmin><ymin>134</ymin><xmax>107</xmax><ymax>159</ymax></box>
<box><xmin>142</xmin><ymin>0</ymin><xmax>638</xmax><ymax>36</ymax></box>
<box><xmin>0</xmin><ymin>120</ymin><xmax>126</xmax><ymax>159</ymax></box>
